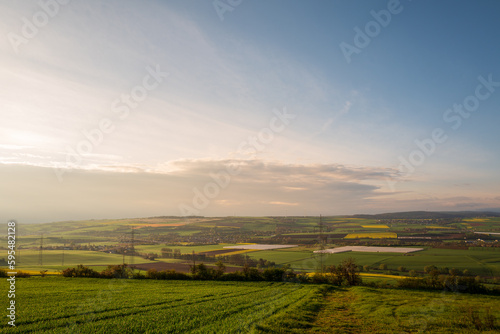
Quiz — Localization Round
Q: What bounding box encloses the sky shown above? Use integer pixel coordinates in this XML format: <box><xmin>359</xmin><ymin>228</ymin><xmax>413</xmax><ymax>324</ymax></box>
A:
<box><xmin>1</xmin><ymin>0</ymin><xmax>500</xmax><ymax>223</ymax></box>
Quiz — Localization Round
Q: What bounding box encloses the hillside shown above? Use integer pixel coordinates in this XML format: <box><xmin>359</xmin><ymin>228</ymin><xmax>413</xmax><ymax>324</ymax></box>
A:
<box><xmin>1</xmin><ymin>278</ymin><xmax>498</xmax><ymax>333</ymax></box>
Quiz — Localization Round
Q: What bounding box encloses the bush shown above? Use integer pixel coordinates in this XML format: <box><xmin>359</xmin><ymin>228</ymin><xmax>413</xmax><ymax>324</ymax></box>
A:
<box><xmin>62</xmin><ymin>265</ymin><xmax>99</xmax><ymax>278</ymax></box>
<box><xmin>15</xmin><ymin>271</ymin><xmax>31</xmax><ymax>278</ymax></box>
<box><xmin>327</xmin><ymin>258</ymin><xmax>361</xmax><ymax>286</ymax></box>
<box><xmin>145</xmin><ymin>268</ymin><xmax>159</xmax><ymax>279</ymax></box>
<box><xmin>100</xmin><ymin>264</ymin><xmax>132</xmax><ymax>278</ymax></box>
<box><xmin>310</xmin><ymin>273</ymin><xmax>329</xmax><ymax>284</ymax></box>
<box><xmin>262</xmin><ymin>267</ymin><xmax>286</xmax><ymax>282</ymax></box>
<box><xmin>132</xmin><ymin>272</ymin><xmax>145</xmax><ymax>279</ymax></box>
<box><xmin>397</xmin><ymin>274</ymin><xmax>486</xmax><ymax>293</ymax></box>
<box><xmin>219</xmin><ymin>272</ymin><xmax>246</xmax><ymax>281</ymax></box>
<box><xmin>0</xmin><ymin>270</ymin><xmax>30</xmax><ymax>278</ymax></box>
<box><xmin>163</xmin><ymin>270</ymin><xmax>190</xmax><ymax>280</ymax></box>
<box><xmin>145</xmin><ymin>269</ymin><xmax>190</xmax><ymax>280</ymax></box>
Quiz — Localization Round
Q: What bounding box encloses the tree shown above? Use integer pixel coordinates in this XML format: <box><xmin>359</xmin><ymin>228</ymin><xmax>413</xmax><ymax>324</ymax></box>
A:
<box><xmin>328</xmin><ymin>258</ymin><xmax>361</xmax><ymax>286</ymax></box>
<box><xmin>215</xmin><ymin>260</ymin><xmax>226</xmax><ymax>278</ymax></box>
<box><xmin>379</xmin><ymin>263</ymin><xmax>388</xmax><ymax>271</ymax></box>
<box><xmin>424</xmin><ymin>265</ymin><xmax>437</xmax><ymax>274</ymax></box>
<box><xmin>161</xmin><ymin>248</ymin><xmax>173</xmax><ymax>258</ymax></box>
<box><xmin>192</xmin><ymin>263</ymin><xmax>210</xmax><ymax>280</ymax></box>
<box><xmin>242</xmin><ymin>263</ymin><xmax>262</xmax><ymax>281</ymax></box>
<box><xmin>327</xmin><ymin>265</ymin><xmax>343</xmax><ymax>285</ymax></box>
<box><xmin>341</xmin><ymin>258</ymin><xmax>362</xmax><ymax>286</ymax></box>
<box><xmin>100</xmin><ymin>264</ymin><xmax>131</xmax><ymax>278</ymax></box>
<box><xmin>363</xmin><ymin>265</ymin><xmax>370</xmax><ymax>272</ymax></box>
<box><xmin>263</xmin><ymin>267</ymin><xmax>286</xmax><ymax>282</ymax></box>
<box><xmin>173</xmin><ymin>249</ymin><xmax>181</xmax><ymax>258</ymax></box>
<box><xmin>398</xmin><ymin>266</ymin><xmax>406</xmax><ymax>272</ymax></box>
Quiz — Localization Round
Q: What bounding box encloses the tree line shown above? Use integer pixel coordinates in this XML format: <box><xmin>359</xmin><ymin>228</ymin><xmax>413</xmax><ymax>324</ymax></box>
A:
<box><xmin>61</xmin><ymin>258</ymin><xmax>362</xmax><ymax>286</ymax></box>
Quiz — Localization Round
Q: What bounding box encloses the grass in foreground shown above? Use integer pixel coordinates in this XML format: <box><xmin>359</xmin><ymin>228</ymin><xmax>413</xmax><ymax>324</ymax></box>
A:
<box><xmin>1</xmin><ymin>277</ymin><xmax>499</xmax><ymax>333</ymax></box>
<box><xmin>310</xmin><ymin>286</ymin><xmax>500</xmax><ymax>334</ymax></box>
<box><xmin>0</xmin><ymin>277</ymin><xmax>320</xmax><ymax>333</ymax></box>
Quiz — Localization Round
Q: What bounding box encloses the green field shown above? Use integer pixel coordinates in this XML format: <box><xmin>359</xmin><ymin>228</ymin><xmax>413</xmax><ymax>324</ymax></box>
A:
<box><xmin>248</xmin><ymin>247</ymin><xmax>500</xmax><ymax>276</ymax></box>
<box><xmin>7</xmin><ymin>250</ymin><xmax>157</xmax><ymax>272</ymax></box>
<box><xmin>2</xmin><ymin>215</ymin><xmax>499</xmax><ymax>279</ymax></box>
<box><xmin>1</xmin><ymin>278</ymin><xmax>498</xmax><ymax>333</ymax></box>
<box><xmin>0</xmin><ymin>277</ymin><xmax>320</xmax><ymax>333</ymax></box>
<box><xmin>134</xmin><ymin>243</ymin><xmax>242</xmax><ymax>254</ymax></box>
<box><xmin>310</xmin><ymin>286</ymin><xmax>500</xmax><ymax>333</ymax></box>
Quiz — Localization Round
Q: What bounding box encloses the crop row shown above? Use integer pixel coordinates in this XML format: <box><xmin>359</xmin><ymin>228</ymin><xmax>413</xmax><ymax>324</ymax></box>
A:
<box><xmin>0</xmin><ymin>277</ymin><xmax>317</xmax><ymax>333</ymax></box>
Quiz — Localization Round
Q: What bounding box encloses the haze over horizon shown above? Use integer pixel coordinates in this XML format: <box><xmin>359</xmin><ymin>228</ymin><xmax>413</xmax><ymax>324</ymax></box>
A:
<box><xmin>1</xmin><ymin>0</ymin><xmax>500</xmax><ymax>224</ymax></box>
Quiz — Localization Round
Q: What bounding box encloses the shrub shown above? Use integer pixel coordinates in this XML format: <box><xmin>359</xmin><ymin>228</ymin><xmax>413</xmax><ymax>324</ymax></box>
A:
<box><xmin>15</xmin><ymin>271</ymin><xmax>31</xmax><ymax>278</ymax></box>
<box><xmin>163</xmin><ymin>270</ymin><xmax>190</xmax><ymax>280</ymax></box>
<box><xmin>62</xmin><ymin>265</ymin><xmax>99</xmax><ymax>278</ymax></box>
<box><xmin>262</xmin><ymin>267</ymin><xmax>286</xmax><ymax>282</ymax></box>
<box><xmin>100</xmin><ymin>264</ymin><xmax>131</xmax><ymax>278</ymax></box>
<box><xmin>219</xmin><ymin>272</ymin><xmax>246</xmax><ymax>281</ymax></box>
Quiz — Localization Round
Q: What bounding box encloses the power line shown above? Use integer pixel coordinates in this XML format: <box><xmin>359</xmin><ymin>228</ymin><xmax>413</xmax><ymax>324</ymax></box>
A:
<box><xmin>130</xmin><ymin>228</ymin><xmax>135</xmax><ymax>269</ymax></box>
<box><xmin>38</xmin><ymin>234</ymin><xmax>44</xmax><ymax>266</ymax></box>
<box><xmin>319</xmin><ymin>215</ymin><xmax>324</xmax><ymax>274</ymax></box>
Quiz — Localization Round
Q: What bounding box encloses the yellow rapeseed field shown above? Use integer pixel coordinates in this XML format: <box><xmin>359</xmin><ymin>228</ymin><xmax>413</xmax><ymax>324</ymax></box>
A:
<box><xmin>361</xmin><ymin>225</ymin><xmax>389</xmax><ymax>229</ymax></box>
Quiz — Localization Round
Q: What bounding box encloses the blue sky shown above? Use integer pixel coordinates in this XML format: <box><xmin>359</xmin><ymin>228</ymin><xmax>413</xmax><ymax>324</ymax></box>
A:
<box><xmin>1</xmin><ymin>0</ymin><xmax>499</xmax><ymax>223</ymax></box>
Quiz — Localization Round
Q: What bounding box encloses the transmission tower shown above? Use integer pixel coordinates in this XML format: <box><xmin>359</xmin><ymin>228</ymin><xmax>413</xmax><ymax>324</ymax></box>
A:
<box><xmin>38</xmin><ymin>234</ymin><xmax>44</xmax><ymax>266</ymax></box>
<box><xmin>130</xmin><ymin>228</ymin><xmax>135</xmax><ymax>269</ymax></box>
<box><xmin>319</xmin><ymin>215</ymin><xmax>325</xmax><ymax>274</ymax></box>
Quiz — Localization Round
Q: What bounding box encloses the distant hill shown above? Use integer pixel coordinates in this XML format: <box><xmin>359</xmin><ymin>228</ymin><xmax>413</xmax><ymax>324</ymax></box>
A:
<box><xmin>350</xmin><ymin>211</ymin><xmax>500</xmax><ymax>219</ymax></box>
<box><xmin>478</xmin><ymin>208</ymin><xmax>500</xmax><ymax>213</ymax></box>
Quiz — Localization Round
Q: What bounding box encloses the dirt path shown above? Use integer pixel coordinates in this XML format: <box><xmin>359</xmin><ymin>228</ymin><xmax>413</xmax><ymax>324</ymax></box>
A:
<box><xmin>308</xmin><ymin>289</ymin><xmax>381</xmax><ymax>334</ymax></box>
